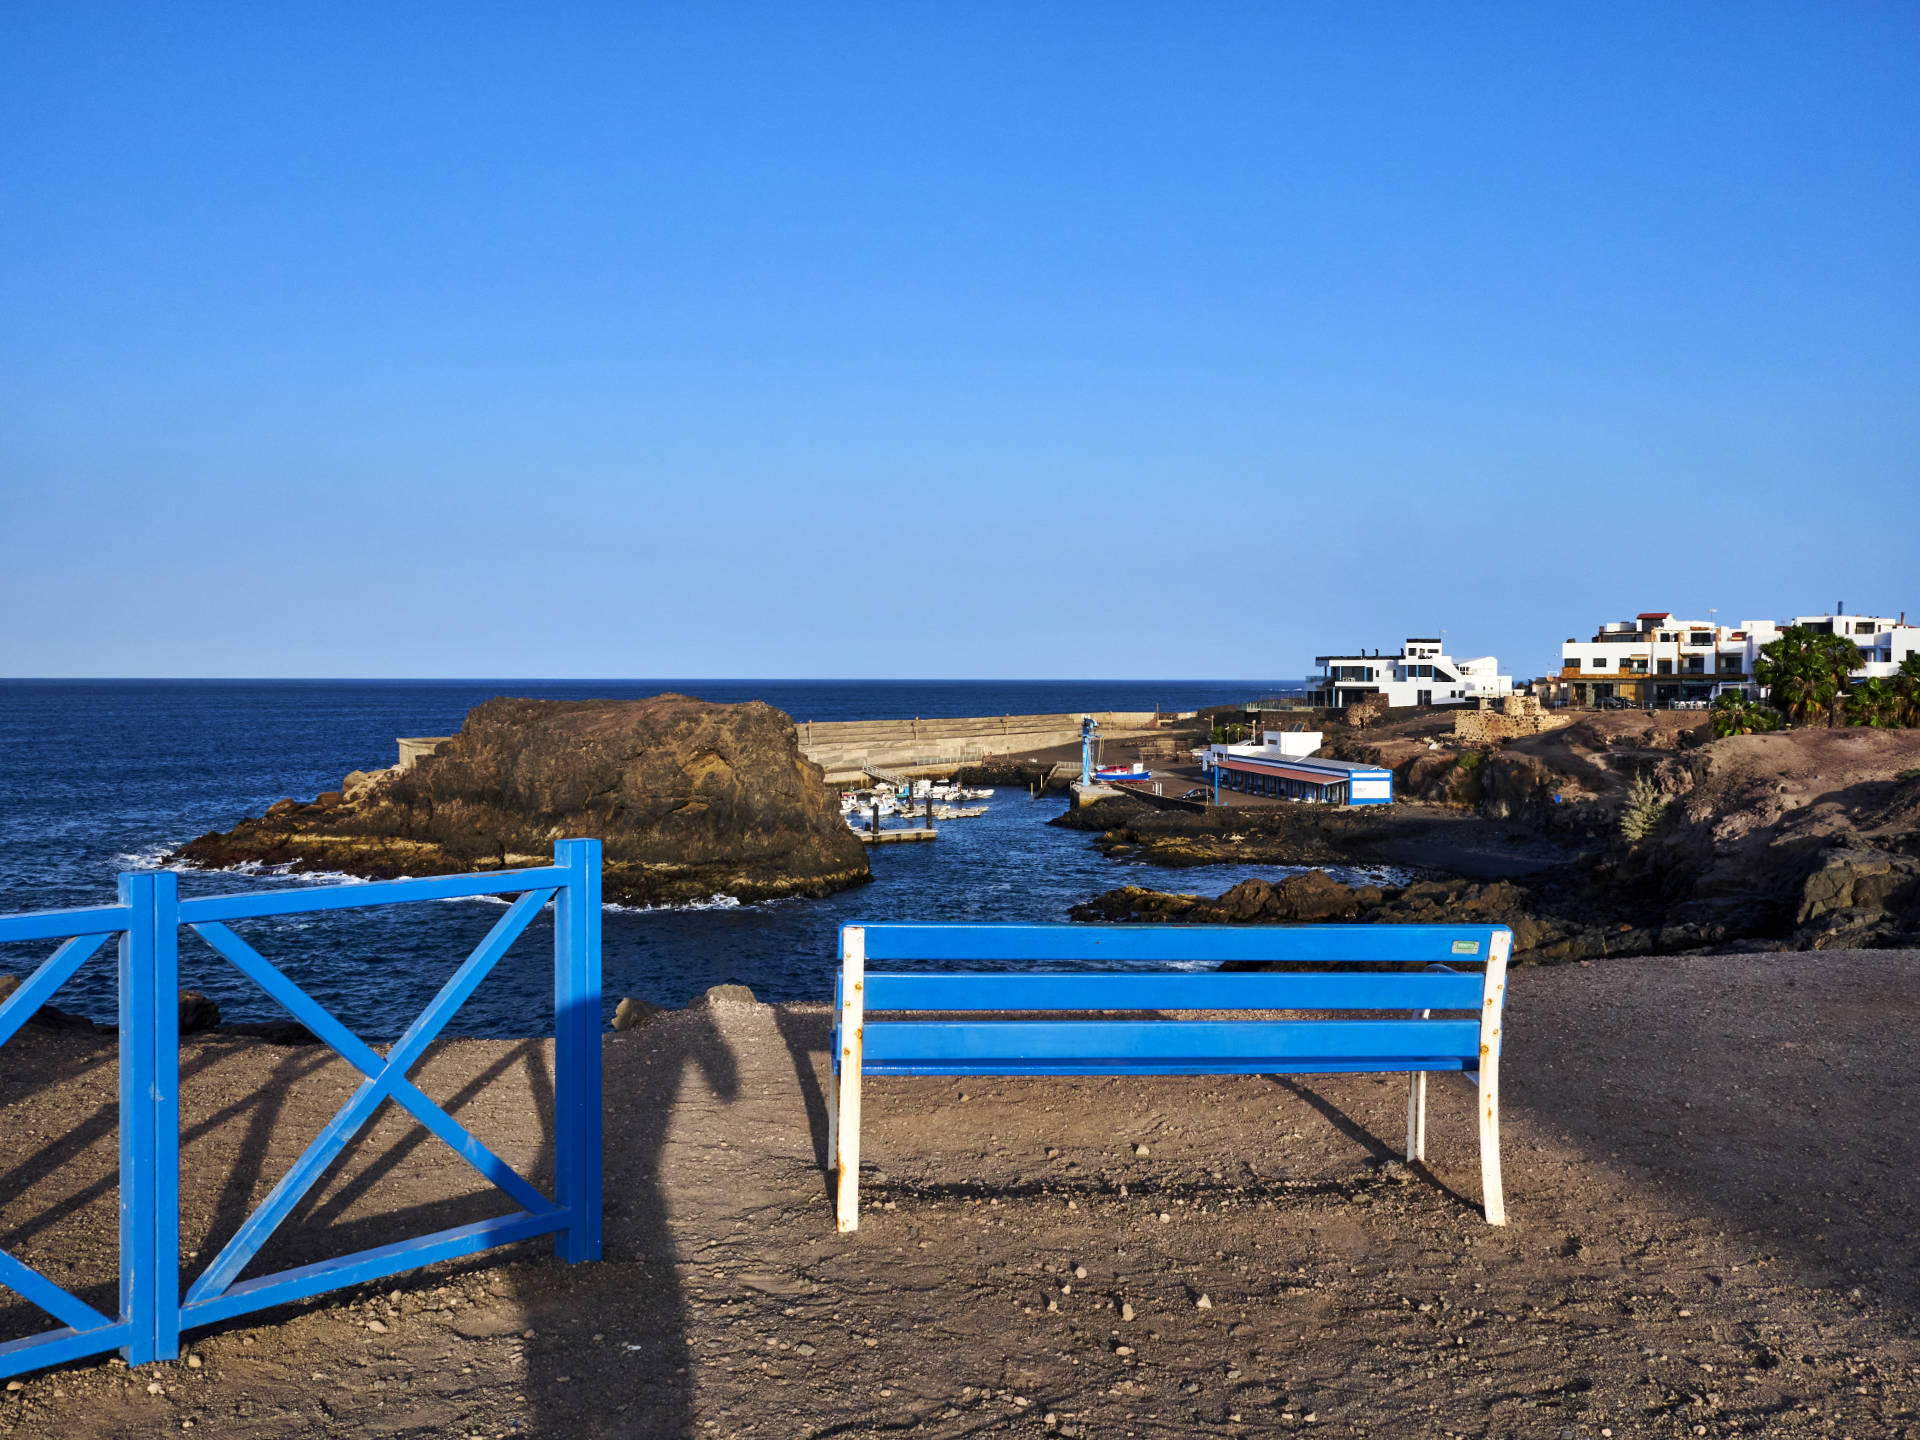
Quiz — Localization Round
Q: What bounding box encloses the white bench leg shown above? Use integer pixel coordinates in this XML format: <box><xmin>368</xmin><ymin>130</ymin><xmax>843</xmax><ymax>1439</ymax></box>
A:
<box><xmin>834</xmin><ymin>927</ymin><xmax>866</xmax><ymax>1233</ymax></box>
<box><xmin>1478</xmin><ymin>933</ymin><xmax>1511</xmax><ymax>1225</ymax></box>
<box><xmin>1405</xmin><ymin>1071</ymin><xmax>1427</xmax><ymax>1162</ymax></box>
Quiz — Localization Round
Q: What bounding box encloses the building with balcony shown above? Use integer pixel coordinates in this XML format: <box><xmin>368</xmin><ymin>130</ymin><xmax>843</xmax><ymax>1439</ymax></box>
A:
<box><xmin>1305</xmin><ymin>638</ymin><xmax>1512</xmax><ymax>710</ymax></box>
<box><xmin>1556</xmin><ymin>608</ymin><xmax>1918</xmax><ymax>708</ymax></box>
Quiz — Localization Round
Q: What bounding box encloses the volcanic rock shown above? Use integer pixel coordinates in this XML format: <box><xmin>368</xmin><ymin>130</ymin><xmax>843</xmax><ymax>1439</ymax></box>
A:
<box><xmin>174</xmin><ymin>694</ymin><xmax>871</xmax><ymax>907</ymax></box>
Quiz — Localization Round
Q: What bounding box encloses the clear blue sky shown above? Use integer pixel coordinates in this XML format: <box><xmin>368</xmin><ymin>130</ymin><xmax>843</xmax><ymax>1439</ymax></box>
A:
<box><xmin>4</xmin><ymin>4</ymin><xmax>1915</xmax><ymax>679</ymax></box>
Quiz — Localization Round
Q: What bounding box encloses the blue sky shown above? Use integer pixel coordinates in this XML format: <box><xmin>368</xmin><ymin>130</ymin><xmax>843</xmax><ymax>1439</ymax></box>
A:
<box><xmin>4</xmin><ymin>4</ymin><xmax>1916</xmax><ymax>679</ymax></box>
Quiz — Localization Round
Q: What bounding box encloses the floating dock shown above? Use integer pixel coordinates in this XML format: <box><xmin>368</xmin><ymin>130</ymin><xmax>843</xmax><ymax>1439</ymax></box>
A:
<box><xmin>854</xmin><ymin>827</ymin><xmax>938</xmax><ymax>844</ymax></box>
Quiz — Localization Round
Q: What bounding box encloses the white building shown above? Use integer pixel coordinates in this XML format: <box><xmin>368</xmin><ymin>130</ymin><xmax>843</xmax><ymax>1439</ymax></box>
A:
<box><xmin>1201</xmin><ymin>731</ymin><xmax>1394</xmax><ymax>805</ymax></box>
<box><xmin>1306</xmin><ymin>638</ymin><xmax>1512</xmax><ymax>710</ymax></box>
<box><xmin>1556</xmin><ymin>608</ymin><xmax>1918</xmax><ymax>707</ymax></box>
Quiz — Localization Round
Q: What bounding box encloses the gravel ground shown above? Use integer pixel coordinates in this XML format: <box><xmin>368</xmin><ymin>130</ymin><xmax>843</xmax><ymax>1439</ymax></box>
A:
<box><xmin>1</xmin><ymin>949</ymin><xmax>1916</xmax><ymax>1439</ymax></box>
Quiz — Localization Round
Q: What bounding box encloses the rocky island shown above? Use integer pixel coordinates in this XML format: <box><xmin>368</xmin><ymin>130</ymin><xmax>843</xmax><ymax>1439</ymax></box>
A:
<box><xmin>175</xmin><ymin>694</ymin><xmax>870</xmax><ymax>906</ymax></box>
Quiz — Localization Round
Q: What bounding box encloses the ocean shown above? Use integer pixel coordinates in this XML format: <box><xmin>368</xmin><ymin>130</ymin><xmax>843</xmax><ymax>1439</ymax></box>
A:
<box><xmin>0</xmin><ymin>679</ymin><xmax>1366</xmax><ymax>1038</ymax></box>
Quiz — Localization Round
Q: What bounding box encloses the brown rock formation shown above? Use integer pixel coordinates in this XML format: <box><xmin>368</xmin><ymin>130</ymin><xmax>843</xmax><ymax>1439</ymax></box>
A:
<box><xmin>175</xmin><ymin>695</ymin><xmax>871</xmax><ymax>907</ymax></box>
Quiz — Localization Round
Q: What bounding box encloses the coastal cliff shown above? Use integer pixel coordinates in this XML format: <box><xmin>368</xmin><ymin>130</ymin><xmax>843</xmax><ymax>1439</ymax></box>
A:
<box><xmin>175</xmin><ymin>695</ymin><xmax>871</xmax><ymax>906</ymax></box>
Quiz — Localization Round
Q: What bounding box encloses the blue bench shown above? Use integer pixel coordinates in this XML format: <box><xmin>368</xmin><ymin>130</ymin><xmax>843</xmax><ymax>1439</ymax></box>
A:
<box><xmin>828</xmin><ymin>922</ymin><xmax>1513</xmax><ymax>1230</ymax></box>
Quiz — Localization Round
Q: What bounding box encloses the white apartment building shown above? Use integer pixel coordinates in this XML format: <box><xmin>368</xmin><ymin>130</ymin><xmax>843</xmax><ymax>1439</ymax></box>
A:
<box><xmin>1307</xmin><ymin>637</ymin><xmax>1513</xmax><ymax>709</ymax></box>
<box><xmin>1556</xmin><ymin>608</ymin><xmax>1918</xmax><ymax>707</ymax></box>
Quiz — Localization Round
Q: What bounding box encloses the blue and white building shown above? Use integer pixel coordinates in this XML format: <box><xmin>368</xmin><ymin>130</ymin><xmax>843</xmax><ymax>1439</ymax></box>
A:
<box><xmin>1203</xmin><ymin>731</ymin><xmax>1394</xmax><ymax>806</ymax></box>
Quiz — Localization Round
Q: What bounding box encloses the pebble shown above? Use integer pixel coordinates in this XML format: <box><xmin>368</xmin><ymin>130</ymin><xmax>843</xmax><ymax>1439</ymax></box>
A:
<box><xmin>795</xmin><ymin>1344</ymin><xmax>816</xmax><ymax>1357</ymax></box>
<box><xmin>186</xmin><ymin>1355</ymin><xmax>202</xmax><ymax>1369</ymax></box>
<box><xmin>4</xmin><ymin>1382</ymin><xmax>21</xmax><ymax>1392</ymax></box>
<box><xmin>1196</xmin><ymin>1294</ymin><xmax>1213</xmax><ymax>1310</ymax></box>
<box><xmin>1121</xmin><ymin>1302</ymin><xmax>1136</xmax><ymax>1322</ymax></box>
<box><xmin>1074</xmin><ymin>1266</ymin><xmax>1087</xmax><ymax>1280</ymax></box>
<box><xmin>365</xmin><ymin>1320</ymin><xmax>389</xmax><ymax>1333</ymax></box>
<box><xmin>1115</xmin><ymin>1345</ymin><xmax>1134</xmax><ymax>1357</ymax></box>
<box><xmin>147</xmin><ymin>1382</ymin><xmax>165</xmax><ymax>1395</ymax></box>
<box><xmin>1158</xmin><ymin>1213</ymin><xmax>1172</xmax><ymax>1224</ymax></box>
<box><xmin>1134</xmin><ymin>1144</ymin><xmax>1150</xmax><ymax>1158</ymax></box>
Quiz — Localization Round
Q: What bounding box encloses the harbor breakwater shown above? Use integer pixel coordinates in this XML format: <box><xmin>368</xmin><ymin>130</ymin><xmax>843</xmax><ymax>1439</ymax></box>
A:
<box><xmin>401</xmin><ymin>710</ymin><xmax>1193</xmax><ymax>785</ymax></box>
<box><xmin>793</xmin><ymin>710</ymin><xmax>1189</xmax><ymax>782</ymax></box>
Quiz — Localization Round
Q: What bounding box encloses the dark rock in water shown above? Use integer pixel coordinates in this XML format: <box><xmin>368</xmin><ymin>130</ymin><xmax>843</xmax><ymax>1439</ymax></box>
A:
<box><xmin>613</xmin><ymin>996</ymin><xmax>666</xmax><ymax>1031</ymax></box>
<box><xmin>0</xmin><ymin>974</ymin><xmax>98</xmax><ymax>1032</ymax></box>
<box><xmin>174</xmin><ymin>694</ymin><xmax>871</xmax><ymax>908</ymax></box>
<box><xmin>178</xmin><ymin>990</ymin><xmax>221</xmax><ymax>1034</ymax></box>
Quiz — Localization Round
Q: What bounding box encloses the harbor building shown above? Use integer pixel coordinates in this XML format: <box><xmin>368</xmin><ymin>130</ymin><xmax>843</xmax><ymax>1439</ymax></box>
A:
<box><xmin>1556</xmin><ymin>608</ymin><xmax>1917</xmax><ymax>708</ymax></box>
<box><xmin>1202</xmin><ymin>731</ymin><xmax>1394</xmax><ymax>806</ymax></box>
<box><xmin>1305</xmin><ymin>638</ymin><xmax>1512</xmax><ymax>710</ymax></box>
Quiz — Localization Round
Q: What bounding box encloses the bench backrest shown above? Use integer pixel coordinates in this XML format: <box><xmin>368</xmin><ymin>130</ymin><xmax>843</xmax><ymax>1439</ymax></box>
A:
<box><xmin>835</xmin><ymin>923</ymin><xmax>1510</xmax><ymax>1078</ymax></box>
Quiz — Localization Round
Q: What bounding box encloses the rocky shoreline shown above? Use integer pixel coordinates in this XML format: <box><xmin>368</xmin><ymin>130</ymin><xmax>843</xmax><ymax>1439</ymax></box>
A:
<box><xmin>1063</xmin><ymin>720</ymin><xmax>1920</xmax><ymax>960</ymax></box>
<box><xmin>174</xmin><ymin>694</ymin><xmax>871</xmax><ymax>907</ymax></box>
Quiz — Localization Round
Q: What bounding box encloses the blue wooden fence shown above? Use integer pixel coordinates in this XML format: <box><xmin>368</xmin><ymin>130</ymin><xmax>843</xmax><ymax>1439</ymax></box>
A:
<box><xmin>0</xmin><ymin>839</ymin><xmax>602</xmax><ymax>1378</ymax></box>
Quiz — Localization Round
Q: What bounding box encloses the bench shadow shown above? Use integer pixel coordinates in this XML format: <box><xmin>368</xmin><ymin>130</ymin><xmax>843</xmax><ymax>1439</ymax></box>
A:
<box><xmin>1266</xmin><ymin>1074</ymin><xmax>1479</xmax><ymax>1213</ymax></box>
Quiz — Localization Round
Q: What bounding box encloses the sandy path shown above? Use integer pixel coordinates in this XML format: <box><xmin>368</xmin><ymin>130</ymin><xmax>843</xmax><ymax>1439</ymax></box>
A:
<box><xmin>1</xmin><ymin>950</ymin><xmax>1916</xmax><ymax>1438</ymax></box>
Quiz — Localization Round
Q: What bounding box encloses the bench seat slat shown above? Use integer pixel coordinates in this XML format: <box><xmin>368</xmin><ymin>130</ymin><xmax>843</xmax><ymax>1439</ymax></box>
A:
<box><xmin>862</xmin><ymin>971</ymin><xmax>1484</xmax><ymax>1012</ymax></box>
<box><xmin>861</xmin><ymin>1019</ymin><xmax>1480</xmax><ymax>1065</ymax></box>
<box><xmin>856</xmin><ymin>923</ymin><xmax>1494</xmax><ymax>966</ymax></box>
<box><xmin>866</xmin><ymin>1059</ymin><xmax>1476</xmax><ymax>1077</ymax></box>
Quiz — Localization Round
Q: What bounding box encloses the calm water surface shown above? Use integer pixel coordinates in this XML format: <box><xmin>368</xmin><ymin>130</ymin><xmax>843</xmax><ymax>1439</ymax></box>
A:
<box><xmin>0</xmin><ymin>679</ymin><xmax>1371</xmax><ymax>1037</ymax></box>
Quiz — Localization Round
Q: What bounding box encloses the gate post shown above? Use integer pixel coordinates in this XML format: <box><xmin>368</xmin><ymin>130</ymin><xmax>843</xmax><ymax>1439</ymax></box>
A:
<box><xmin>118</xmin><ymin>870</ymin><xmax>180</xmax><ymax>1363</ymax></box>
<box><xmin>552</xmin><ymin>839</ymin><xmax>602</xmax><ymax>1262</ymax></box>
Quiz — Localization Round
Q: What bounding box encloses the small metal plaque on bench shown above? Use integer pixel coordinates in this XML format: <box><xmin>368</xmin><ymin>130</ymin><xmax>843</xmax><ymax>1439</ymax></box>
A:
<box><xmin>1451</xmin><ymin>940</ymin><xmax>1480</xmax><ymax>955</ymax></box>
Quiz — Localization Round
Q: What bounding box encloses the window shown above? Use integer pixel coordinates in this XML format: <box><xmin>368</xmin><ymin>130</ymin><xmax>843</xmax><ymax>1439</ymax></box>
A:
<box><xmin>1855</xmin><ymin>621</ymin><xmax>1876</xmax><ymax>635</ymax></box>
<box><xmin>1690</xmin><ymin>632</ymin><xmax>1711</xmax><ymax>645</ymax></box>
<box><xmin>1657</xmin><ymin>659</ymin><xmax>1673</xmax><ymax>675</ymax></box>
<box><xmin>1659</xmin><ymin>632</ymin><xmax>1676</xmax><ymax>642</ymax></box>
<box><xmin>1589</xmin><ymin>657</ymin><xmax>1608</xmax><ymax>670</ymax></box>
<box><xmin>1684</xmin><ymin>656</ymin><xmax>1705</xmax><ymax>673</ymax></box>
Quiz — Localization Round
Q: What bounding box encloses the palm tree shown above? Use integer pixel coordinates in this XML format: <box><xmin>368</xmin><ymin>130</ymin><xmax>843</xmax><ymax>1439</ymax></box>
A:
<box><xmin>1757</xmin><ymin>628</ymin><xmax>1864</xmax><ymax>726</ymax></box>
<box><xmin>1710</xmin><ymin>692</ymin><xmax>1781</xmax><ymax>737</ymax></box>
<box><xmin>1844</xmin><ymin>676</ymin><xmax>1898</xmax><ymax>728</ymax></box>
<box><xmin>1891</xmin><ymin>654</ymin><xmax>1920</xmax><ymax>728</ymax></box>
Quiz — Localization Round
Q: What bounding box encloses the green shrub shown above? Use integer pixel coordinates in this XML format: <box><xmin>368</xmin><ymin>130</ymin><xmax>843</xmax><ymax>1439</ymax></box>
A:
<box><xmin>1619</xmin><ymin>773</ymin><xmax>1669</xmax><ymax>842</ymax></box>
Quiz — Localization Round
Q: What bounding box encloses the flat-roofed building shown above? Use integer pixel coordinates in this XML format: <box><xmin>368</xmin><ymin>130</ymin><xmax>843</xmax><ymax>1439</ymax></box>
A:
<box><xmin>1558</xmin><ymin>607</ymin><xmax>1917</xmax><ymax>707</ymax></box>
<box><xmin>1204</xmin><ymin>734</ymin><xmax>1393</xmax><ymax>805</ymax></box>
<box><xmin>1306</xmin><ymin>638</ymin><xmax>1511</xmax><ymax>710</ymax></box>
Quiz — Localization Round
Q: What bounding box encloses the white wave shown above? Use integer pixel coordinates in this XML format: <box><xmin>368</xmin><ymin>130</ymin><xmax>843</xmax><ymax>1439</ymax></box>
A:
<box><xmin>112</xmin><ymin>844</ymin><xmax>197</xmax><ymax>873</ymax></box>
<box><xmin>603</xmin><ymin>893</ymin><xmax>744</xmax><ymax>915</ymax></box>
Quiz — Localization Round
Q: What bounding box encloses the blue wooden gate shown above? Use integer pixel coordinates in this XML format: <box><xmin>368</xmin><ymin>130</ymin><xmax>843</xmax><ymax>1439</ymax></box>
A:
<box><xmin>0</xmin><ymin>838</ymin><xmax>602</xmax><ymax>1378</ymax></box>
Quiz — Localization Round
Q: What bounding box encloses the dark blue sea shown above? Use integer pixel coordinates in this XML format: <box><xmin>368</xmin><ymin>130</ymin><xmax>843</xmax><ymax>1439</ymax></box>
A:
<box><xmin>0</xmin><ymin>679</ymin><xmax>1371</xmax><ymax>1039</ymax></box>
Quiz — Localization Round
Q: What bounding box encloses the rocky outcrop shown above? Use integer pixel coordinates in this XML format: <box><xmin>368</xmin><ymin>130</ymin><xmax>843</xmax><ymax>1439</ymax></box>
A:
<box><xmin>176</xmin><ymin>694</ymin><xmax>871</xmax><ymax>907</ymax></box>
<box><xmin>1069</xmin><ymin>871</ymin><xmax>1724</xmax><ymax>964</ymax></box>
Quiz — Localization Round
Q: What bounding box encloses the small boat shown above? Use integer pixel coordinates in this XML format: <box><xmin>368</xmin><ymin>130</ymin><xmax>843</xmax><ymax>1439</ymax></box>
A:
<box><xmin>1094</xmin><ymin>764</ymin><xmax>1151</xmax><ymax>783</ymax></box>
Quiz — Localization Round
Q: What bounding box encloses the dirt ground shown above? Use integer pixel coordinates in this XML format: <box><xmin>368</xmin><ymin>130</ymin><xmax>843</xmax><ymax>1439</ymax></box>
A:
<box><xmin>3</xmin><ymin>950</ymin><xmax>1918</xmax><ymax>1439</ymax></box>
